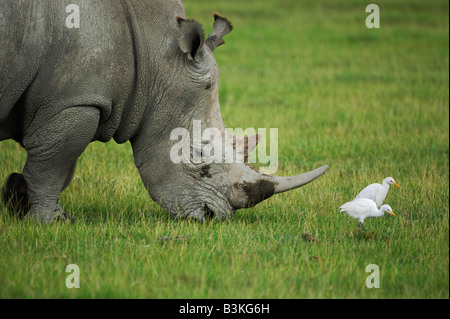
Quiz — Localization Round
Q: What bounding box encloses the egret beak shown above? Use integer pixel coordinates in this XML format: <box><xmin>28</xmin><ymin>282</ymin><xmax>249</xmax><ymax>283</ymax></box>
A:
<box><xmin>389</xmin><ymin>210</ymin><xmax>397</xmax><ymax>218</ymax></box>
<box><xmin>393</xmin><ymin>182</ymin><xmax>400</xmax><ymax>189</ymax></box>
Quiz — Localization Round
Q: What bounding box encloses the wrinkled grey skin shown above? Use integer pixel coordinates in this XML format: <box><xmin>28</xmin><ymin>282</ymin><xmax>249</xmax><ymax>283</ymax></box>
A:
<box><xmin>0</xmin><ymin>0</ymin><xmax>328</xmax><ymax>223</ymax></box>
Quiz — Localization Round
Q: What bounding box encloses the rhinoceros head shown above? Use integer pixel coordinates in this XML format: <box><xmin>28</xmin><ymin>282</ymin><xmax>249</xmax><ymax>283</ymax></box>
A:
<box><xmin>131</xmin><ymin>13</ymin><xmax>328</xmax><ymax>221</ymax></box>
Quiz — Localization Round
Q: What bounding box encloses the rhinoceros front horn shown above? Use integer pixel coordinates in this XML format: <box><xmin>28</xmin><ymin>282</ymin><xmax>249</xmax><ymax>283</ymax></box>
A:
<box><xmin>269</xmin><ymin>165</ymin><xmax>329</xmax><ymax>194</ymax></box>
<box><xmin>231</xmin><ymin>164</ymin><xmax>329</xmax><ymax>209</ymax></box>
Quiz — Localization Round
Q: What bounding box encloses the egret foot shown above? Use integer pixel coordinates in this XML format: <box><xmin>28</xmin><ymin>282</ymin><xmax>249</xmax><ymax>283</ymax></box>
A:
<box><xmin>23</xmin><ymin>203</ymin><xmax>75</xmax><ymax>224</ymax></box>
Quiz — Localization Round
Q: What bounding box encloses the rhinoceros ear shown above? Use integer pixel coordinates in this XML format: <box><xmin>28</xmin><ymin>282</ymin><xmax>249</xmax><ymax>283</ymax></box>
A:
<box><xmin>206</xmin><ymin>12</ymin><xmax>233</xmax><ymax>52</ymax></box>
<box><xmin>176</xmin><ymin>17</ymin><xmax>205</xmax><ymax>61</ymax></box>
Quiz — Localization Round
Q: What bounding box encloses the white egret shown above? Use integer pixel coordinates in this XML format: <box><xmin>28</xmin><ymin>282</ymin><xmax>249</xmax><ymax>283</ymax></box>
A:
<box><xmin>339</xmin><ymin>198</ymin><xmax>396</xmax><ymax>231</ymax></box>
<box><xmin>355</xmin><ymin>177</ymin><xmax>400</xmax><ymax>207</ymax></box>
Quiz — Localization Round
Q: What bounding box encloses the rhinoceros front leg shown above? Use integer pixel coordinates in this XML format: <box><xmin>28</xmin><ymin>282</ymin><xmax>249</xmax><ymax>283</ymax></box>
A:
<box><xmin>22</xmin><ymin>106</ymin><xmax>100</xmax><ymax>223</ymax></box>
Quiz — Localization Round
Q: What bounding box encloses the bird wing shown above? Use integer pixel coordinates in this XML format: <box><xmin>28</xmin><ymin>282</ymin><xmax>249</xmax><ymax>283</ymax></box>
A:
<box><xmin>340</xmin><ymin>198</ymin><xmax>374</xmax><ymax>219</ymax></box>
<box><xmin>355</xmin><ymin>183</ymin><xmax>381</xmax><ymax>202</ymax></box>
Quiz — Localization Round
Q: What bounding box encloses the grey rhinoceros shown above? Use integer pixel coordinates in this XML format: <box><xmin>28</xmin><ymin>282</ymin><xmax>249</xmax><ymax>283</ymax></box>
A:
<box><xmin>0</xmin><ymin>0</ymin><xmax>328</xmax><ymax>222</ymax></box>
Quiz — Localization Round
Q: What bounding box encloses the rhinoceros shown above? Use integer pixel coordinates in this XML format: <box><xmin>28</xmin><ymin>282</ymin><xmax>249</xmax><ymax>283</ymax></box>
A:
<box><xmin>0</xmin><ymin>0</ymin><xmax>328</xmax><ymax>222</ymax></box>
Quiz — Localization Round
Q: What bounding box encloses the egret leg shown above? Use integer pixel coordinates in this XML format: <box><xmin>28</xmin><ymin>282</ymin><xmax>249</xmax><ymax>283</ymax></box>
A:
<box><xmin>361</xmin><ymin>223</ymin><xmax>369</xmax><ymax>232</ymax></box>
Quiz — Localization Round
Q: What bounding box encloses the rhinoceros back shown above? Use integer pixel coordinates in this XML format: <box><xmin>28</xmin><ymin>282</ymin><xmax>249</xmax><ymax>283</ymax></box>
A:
<box><xmin>0</xmin><ymin>0</ymin><xmax>176</xmax><ymax>144</ymax></box>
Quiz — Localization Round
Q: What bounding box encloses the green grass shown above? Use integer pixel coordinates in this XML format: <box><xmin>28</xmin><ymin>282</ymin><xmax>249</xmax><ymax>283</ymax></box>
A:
<box><xmin>0</xmin><ymin>0</ymin><xmax>448</xmax><ymax>298</ymax></box>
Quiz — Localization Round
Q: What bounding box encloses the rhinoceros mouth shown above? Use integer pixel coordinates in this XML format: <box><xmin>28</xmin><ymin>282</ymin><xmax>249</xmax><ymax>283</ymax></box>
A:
<box><xmin>184</xmin><ymin>200</ymin><xmax>235</xmax><ymax>222</ymax></box>
<box><xmin>201</xmin><ymin>203</ymin><xmax>215</xmax><ymax>220</ymax></box>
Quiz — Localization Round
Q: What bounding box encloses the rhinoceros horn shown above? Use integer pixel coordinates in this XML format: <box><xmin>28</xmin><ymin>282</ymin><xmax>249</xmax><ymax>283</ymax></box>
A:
<box><xmin>224</xmin><ymin>131</ymin><xmax>260</xmax><ymax>162</ymax></box>
<box><xmin>269</xmin><ymin>165</ymin><xmax>330</xmax><ymax>194</ymax></box>
<box><xmin>228</xmin><ymin>162</ymin><xmax>329</xmax><ymax>210</ymax></box>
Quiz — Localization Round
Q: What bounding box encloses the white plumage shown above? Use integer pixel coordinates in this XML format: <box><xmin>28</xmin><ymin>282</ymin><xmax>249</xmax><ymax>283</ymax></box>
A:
<box><xmin>355</xmin><ymin>177</ymin><xmax>400</xmax><ymax>207</ymax></box>
<box><xmin>340</xmin><ymin>198</ymin><xmax>396</xmax><ymax>231</ymax></box>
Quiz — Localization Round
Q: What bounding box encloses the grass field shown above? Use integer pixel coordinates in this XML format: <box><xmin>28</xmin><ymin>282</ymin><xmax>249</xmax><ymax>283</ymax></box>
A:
<box><xmin>0</xmin><ymin>0</ymin><xmax>448</xmax><ymax>299</ymax></box>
